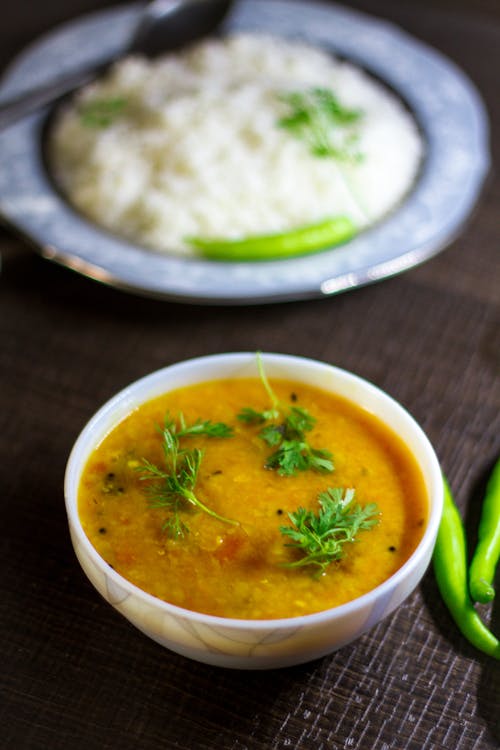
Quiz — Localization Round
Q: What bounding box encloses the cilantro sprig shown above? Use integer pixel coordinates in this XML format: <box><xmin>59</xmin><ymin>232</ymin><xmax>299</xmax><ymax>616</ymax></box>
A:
<box><xmin>280</xmin><ymin>488</ymin><xmax>380</xmax><ymax>576</ymax></box>
<box><xmin>277</xmin><ymin>87</ymin><xmax>363</xmax><ymax>161</ymax></box>
<box><xmin>238</xmin><ymin>353</ymin><xmax>334</xmax><ymax>476</ymax></box>
<box><xmin>138</xmin><ymin>413</ymin><xmax>237</xmax><ymax>538</ymax></box>
<box><xmin>173</xmin><ymin>413</ymin><xmax>234</xmax><ymax>440</ymax></box>
<box><xmin>78</xmin><ymin>96</ymin><xmax>127</xmax><ymax>128</ymax></box>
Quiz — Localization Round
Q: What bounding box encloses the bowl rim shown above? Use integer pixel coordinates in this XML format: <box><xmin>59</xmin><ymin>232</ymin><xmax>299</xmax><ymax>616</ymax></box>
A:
<box><xmin>64</xmin><ymin>351</ymin><xmax>443</xmax><ymax>630</ymax></box>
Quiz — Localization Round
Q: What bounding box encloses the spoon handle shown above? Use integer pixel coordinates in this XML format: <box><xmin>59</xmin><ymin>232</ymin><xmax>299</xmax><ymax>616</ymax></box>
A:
<box><xmin>0</xmin><ymin>0</ymin><xmax>233</xmax><ymax>131</ymax></box>
<box><xmin>0</xmin><ymin>63</ymin><xmax>104</xmax><ymax>131</ymax></box>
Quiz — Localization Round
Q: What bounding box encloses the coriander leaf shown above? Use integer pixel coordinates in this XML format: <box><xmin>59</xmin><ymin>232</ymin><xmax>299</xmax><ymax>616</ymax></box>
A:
<box><xmin>238</xmin><ymin>407</ymin><xmax>276</xmax><ymax>424</ymax></box>
<box><xmin>78</xmin><ymin>96</ymin><xmax>127</xmax><ymax>128</ymax></box>
<box><xmin>313</xmin><ymin>87</ymin><xmax>361</xmax><ymax>125</ymax></box>
<box><xmin>162</xmin><ymin>513</ymin><xmax>188</xmax><ymax>539</ymax></box>
<box><xmin>239</xmin><ymin>353</ymin><xmax>334</xmax><ymax>477</ymax></box>
<box><xmin>176</xmin><ymin>414</ymin><xmax>234</xmax><ymax>439</ymax></box>
<box><xmin>277</xmin><ymin>87</ymin><xmax>363</xmax><ymax>162</ymax></box>
<box><xmin>265</xmin><ymin>441</ymin><xmax>333</xmax><ymax>476</ymax></box>
<box><xmin>266</xmin><ymin>440</ymin><xmax>310</xmax><ymax>475</ymax></box>
<box><xmin>306</xmin><ymin>448</ymin><xmax>335</xmax><ymax>473</ymax></box>
<box><xmin>280</xmin><ymin>488</ymin><xmax>380</xmax><ymax>576</ymax></box>
<box><xmin>138</xmin><ymin>414</ymin><xmax>237</xmax><ymax>538</ymax></box>
<box><xmin>259</xmin><ymin>424</ymin><xmax>285</xmax><ymax>446</ymax></box>
<box><xmin>285</xmin><ymin>406</ymin><xmax>316</xmax><ymax>436</ymax></box>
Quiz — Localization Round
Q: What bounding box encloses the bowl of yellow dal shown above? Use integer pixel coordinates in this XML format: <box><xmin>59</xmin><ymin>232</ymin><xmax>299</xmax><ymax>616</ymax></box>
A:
<box><xmin>64</xmin><ymin>352</ymin><xmax>443</xmax><ymax>668</ymax></box>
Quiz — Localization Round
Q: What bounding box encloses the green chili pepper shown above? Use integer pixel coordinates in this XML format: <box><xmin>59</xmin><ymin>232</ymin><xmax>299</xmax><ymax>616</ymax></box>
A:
<box><xmin>469</xmin><ymin>457</ymin><xmax>500</xmax><ymax>604</ymax></box>
<box><xmin>187</xmin><ymin>215</ymin><xmax>356</xmax><ymax>261</ymax></box>
<box><xmin>433</xmin><ymin>476</ymin><xmax>500</xmax><ymax>659</ymax></box>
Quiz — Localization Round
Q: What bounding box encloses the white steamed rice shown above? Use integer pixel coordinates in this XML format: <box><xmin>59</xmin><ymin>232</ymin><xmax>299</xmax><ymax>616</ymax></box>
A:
<box><xmin>49</xmin><ymin>34</ymin><xmax>424</xmax><ymax>257</ymax></box>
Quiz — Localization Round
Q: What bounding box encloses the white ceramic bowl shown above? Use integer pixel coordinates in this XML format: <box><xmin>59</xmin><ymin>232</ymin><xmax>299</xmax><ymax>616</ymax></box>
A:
<box><xmin>64</xmin><ymin>352</ymin><xmax>443</xmax><ymax>669</ymax></box>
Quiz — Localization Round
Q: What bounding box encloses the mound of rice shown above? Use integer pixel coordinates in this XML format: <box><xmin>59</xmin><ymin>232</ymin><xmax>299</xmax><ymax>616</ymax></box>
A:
<box><xmin>49</xmin><ymin>34</ymin><xmax>423</xmax><ymax>257</ymax></box>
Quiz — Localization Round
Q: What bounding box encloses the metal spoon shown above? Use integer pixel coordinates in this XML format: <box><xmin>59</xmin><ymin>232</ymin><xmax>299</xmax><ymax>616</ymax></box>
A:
<box><xmin>0</xmin><ymin>0</ymin><xmax>233</xmax><ymax>131</ymax></box>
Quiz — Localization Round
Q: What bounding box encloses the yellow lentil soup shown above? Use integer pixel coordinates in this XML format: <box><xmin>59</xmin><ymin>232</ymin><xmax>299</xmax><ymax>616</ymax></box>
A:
<box><xmin>78</xmin><ymin>377</ymin><xmax>428</xmax><ymax>619</ymax></box>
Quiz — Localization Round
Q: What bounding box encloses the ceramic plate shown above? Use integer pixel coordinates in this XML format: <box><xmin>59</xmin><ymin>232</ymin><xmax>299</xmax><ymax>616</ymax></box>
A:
<box><xmin>0</xmin><ymin>0</ymin><xmax>490</xmax><ymax>304</ymax></box>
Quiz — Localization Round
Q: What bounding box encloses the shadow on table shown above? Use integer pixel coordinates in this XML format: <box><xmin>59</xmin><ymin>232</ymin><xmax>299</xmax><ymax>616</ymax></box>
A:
<box><xmin>160</xmin><ymin>656</ymin><xmax>324</xmax><ymax>745</ymax></box>
<box><xmin>421</xmin><ymin>460</ymin><xmax>500</xmax><ymax>746</ymax></box>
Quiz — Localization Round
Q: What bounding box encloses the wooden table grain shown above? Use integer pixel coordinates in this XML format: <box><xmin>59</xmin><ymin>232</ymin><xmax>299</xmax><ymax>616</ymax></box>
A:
<box><xmin>1</xmin><ymin>2</ymin><xmax>499</xmax><ymax>748</ymax></box>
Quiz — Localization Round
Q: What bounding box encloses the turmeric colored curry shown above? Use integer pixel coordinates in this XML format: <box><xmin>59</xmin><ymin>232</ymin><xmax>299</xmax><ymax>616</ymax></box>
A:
<box><xmin>78</xmin><ymin>377</ymin><xmax>428</xmax><ymax>619</ymax></box>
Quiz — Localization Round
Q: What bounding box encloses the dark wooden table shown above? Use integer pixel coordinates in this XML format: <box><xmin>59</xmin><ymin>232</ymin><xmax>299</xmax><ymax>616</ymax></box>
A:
<box><xmin>1</xmin><ymin>1</ymin><xmax>499</xmax><ymax>748</ymax></box>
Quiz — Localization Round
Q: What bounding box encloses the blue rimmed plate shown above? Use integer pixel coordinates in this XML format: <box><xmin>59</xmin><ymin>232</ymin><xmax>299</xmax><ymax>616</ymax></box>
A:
<box><xmin>0</xmin><ymin>0</ymin><xmax>490</xmax><ymax>304</ymax></box>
